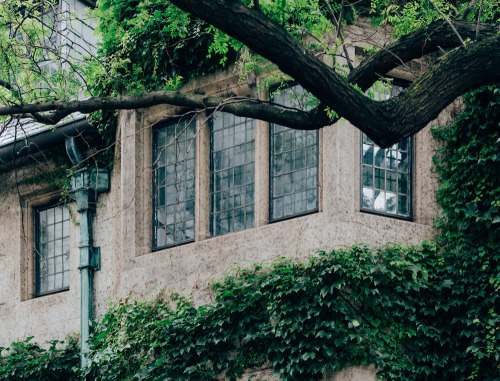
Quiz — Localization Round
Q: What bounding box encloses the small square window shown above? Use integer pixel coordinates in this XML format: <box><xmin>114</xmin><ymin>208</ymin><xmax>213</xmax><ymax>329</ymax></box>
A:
<box><xmin>35</xmin><ymin>204</ymin><xmax>70</xmax><ymax>296</ymax></box>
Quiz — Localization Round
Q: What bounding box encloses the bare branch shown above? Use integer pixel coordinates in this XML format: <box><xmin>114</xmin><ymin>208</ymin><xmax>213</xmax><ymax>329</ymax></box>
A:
<box><xmin>428</xmin><ymin>0</ymin><xmax>465</xmax><ymax>46</ymax></box>
<box><xmin>336</xmin><ymin>0</ymin><xmax>345</xmax><ymax>41</ymax></box>
<box><xmin>322</xmin><ymin>0</ymin><xmax>354</xmax><ymax>71</ymax></box>
<box><xmin>476</xmin><ymin>0</ymin><xmax>484</xmax><ymax>39</ymax></box>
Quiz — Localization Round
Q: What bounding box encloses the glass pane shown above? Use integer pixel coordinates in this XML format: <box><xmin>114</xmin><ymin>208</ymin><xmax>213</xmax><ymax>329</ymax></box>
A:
<box><xmin>374</xmin><ymin>147</ymin><xmax>384</xmax><ymax>167</ymax></box>
<box><xmin>55</xmin><ymin>223</ymin><xmax>62</xmax><ymax>239</ymax></box>
<box><xmin>398</xmin><ymin>173</ymin><xmax>408</xmax><ymax>194</ymax></box>
<box><xmin>399</xmin><ymin>151</ymin><xmax>409</xmax><ymax>172</ymax></box>
<box><xmin>306</xmin><ymin>189</ymin><xmax>317</xmax><ymax>211</ymax></box>
<box><xmin>47</xmin><ymin>275</ymin><xmax>56</xmax><ymax>295</ymax></box>
<box><xmin>245</xmin><ymin>184</ymin><xmax>254</xmax><ymax>205</ymax></box>
<box><xmin>245</xmin><ymin>205</ymin><xmax>254</xmax><ymax>229</ymax></box>
<box><xmin>273</xmin><ymin>198</ymin><xmax>284</xmax><ymax>219</ymax></box>
<box><xmin>306</xmin><ymin>168</ymin><xmax>317</xmax><ymax>190</ymax></box>
<box><xmin>55</xmin><ymin>207</ymin><xmax>62</xmax><ymax>223</ymax></box>
<box><xmin>306</xmin><ymin>145</ymin><xmax>317</xmax><ymax>167</ymax></box>
<box><xmin>274</xmin><ymin>133</ymin><xmax>283</xmax><ymax>153</ymax></box>
<box><xmin>284</xmin><ymin>195</ymin><xmax>293</xmax><ymax>216</ymax></box>
<box><xmin>63</xmin><ymin>253</ymin><xmax>70</xmax><ymax>271</ymax></box>
<box><xmin>273</xmin><ymin>176</ymin><xmax>283</xmax><ymax>197</ymax></box>
<box><xmin>63</xmin><ymin>238</ymin><xmax>69</xmax><ymax>254</ymax></box>
<box><xmin>40</xmin><ymin>243</ymin><xmax>47</xmax><ymax>259</ymax></box>
<box><xmin>284</xmin><ymin>173</ymin><xmax>293</xmax><ymax>194</ymax></box>
<box><xmin>295</xmin><ymin>148</ymin><xmax>305</xmax><ymax>170</ymax></box>
<box><xmin>234</xmin><ymin>187</ymin><xmax>244</xmax><ymax>208</ymax></box>
<box><xmin>63</xmin><ymin>272</ymin><xmax>70</xmax><ymax>288</ymax></box>
<box><xmin>398</xmin><ymin>195</ymin><xmax>408</xmax><ymax>215</ymax></box>
<box><xmin>234</xmin><ymin>208</ymin><xmax>244</xmax><ymax>232</ymax></box>
<box><xmin>386</xmin><ymin>171</ymin><xmax>397</xmax><ymax>193</ymax></box>
<box><xmin>47</xmin><ymin>241</ymin><xmax>54</xmax><ymax>258</ymax></box>
<box><xmin>283</xmin><ymin>152</ymin><xmax>293</xmax><ymax>173</ymax></box>
<box><xmin>55</xmin><ymin>273</ymin><xmax>63</xmax><ymax>289</ymax></box>
<box><xmin>283</xmin><ymin>130</ymin><xmax>294</xmax><ymax>151</ymax></box>
<box><xmin>363</xmin><ymin>144</ymin><xmax>373</xmax><ymax>165</ymax></box>
<box><xmin>375</xmin><ymin>169</ymin><xmax>384</xmax><ymax>189</ymax></box>
<box><xmin>374</xmin><ymin>190</ymin><xmax>385</xmax><ymax>212</ymax></box>
<box><xmin>55</xmin><ymin>240</ymin><xmax>62</xmax><ymax>256</ymax></box>
<box><xmin>47</xmin><ymin>208</ymin><xmax>54</xmax><ymax>225</ymax></box>
<box><xmin>362</xmin><ymin>166</ymin><xmax>373</xmax><ymax>187</ymax></box>
<box><xmin>295</xmin><ymin>192</ymin><xmax>306</xmax><ymax>214</ymax></box>
<box><xmin>386</xmin><ymin>192</ymin><xmax>397</xmax><ymax>213</ymax></box>
<box><xmin>294</xmin><ymin>170</ymin><xmax>306</xmax><ymax>192</ymax></box>
<box><xmin>362</xmin><ymin>188</ymin><xmax>374</xmax><ymax>209</ymax></box>
<box><xmin>274</xmin><ymin>154</ymin><xmax>283</xmax><ymax>176</ymax></box>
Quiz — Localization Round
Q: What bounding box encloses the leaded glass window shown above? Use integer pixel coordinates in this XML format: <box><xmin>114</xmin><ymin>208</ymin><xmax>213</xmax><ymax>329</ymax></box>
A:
<box><xmin>153</xmin><ymin>119</ymin><xmax>196</xmax><ymax>249</ymax></box>
<box><xmin>211</xmin><ymin>113</ymin><xmax>255</xmax><ymax>236</ymax></box>
<box><xmin>361</xmin><ymin>83</ymin><xmax>412</xmax><ymax>218</ymax></box>
<box><xmin>361</xmin><ymin>134</ymin><xmax>412</xmax><ymax>217</ymax></box>
<box><xmin>35</xmin><ymin>204</ymin><xmax>70</xmax><ymax>296</ymax></box>
<box><xmin>270</xmin><ymin>85</ymin><xmax>319</xmax><ymax>221</ymax></box>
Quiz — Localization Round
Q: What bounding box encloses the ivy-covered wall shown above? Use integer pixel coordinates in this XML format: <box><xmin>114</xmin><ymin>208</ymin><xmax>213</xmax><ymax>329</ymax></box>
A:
<box><xmin>0</xmin><ymin>86</ymin><xmax>498</xmax><ymax>380</ymax></box>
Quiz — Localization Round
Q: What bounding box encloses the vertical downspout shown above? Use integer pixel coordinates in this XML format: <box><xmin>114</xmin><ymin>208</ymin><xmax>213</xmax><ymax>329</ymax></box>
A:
<box><xmin>65</xmin><ymin>137</ymin><xmax>109</xmax><ymax>369</ymax></box>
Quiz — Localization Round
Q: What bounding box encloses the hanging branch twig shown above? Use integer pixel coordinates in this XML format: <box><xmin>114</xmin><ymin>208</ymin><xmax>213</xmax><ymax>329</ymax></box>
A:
<box><xmin>476</xmin><ymin>0</ymin><xmax>483</xmax><ymax>39</ymax></box>
<box><xmin>322</xmin><ymin>0</ymin><xmax>354</xmax><ymax>71</ymax></box>
<box><xmin>429</xmin><ymin>0</ymin><xmax>465</xmax><ymax>46</ymax></box>
<box><xmin>336</xmin><ymin>0</ymin><xmax>345</xmax><ymax>40</ymax></box>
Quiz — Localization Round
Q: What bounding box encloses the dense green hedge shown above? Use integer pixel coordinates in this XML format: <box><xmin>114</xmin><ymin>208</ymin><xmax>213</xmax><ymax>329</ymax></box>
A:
<box><xmin>1</xmin><ymin>86</ymin><xmax>498</xmax><ymax>380</ymax></box>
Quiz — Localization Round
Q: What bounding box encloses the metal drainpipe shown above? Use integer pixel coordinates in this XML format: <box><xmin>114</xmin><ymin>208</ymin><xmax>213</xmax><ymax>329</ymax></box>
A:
<box><xmin>65</xmin><ymin>137</ymin><xmax>109</xmax><ymax>368</ymax></box>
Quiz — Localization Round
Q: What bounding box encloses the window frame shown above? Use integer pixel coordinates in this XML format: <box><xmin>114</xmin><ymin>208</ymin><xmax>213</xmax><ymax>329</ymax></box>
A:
<box><xmin>209</xmin><ymin>113</ymin><xmax>256</xmax><ymax>237</ymax></box>
<box><xmin>152</xmin><ymin>117</ymin><xmax>196</xmax><ymax>251</ymax></box>
<box><xmin>34</xmin><ymin>202</ymin><xmax>71</xmax><ymax>297</ymax></box>
<box><xmin>268</xmin><ymin>83</ymin><xmax>320</xmax><ymax>223</ymax></box>
<box><xmin>359</xmin><ymin>134</ymin><xmax>413</xmax><ymax>220</ymax></box>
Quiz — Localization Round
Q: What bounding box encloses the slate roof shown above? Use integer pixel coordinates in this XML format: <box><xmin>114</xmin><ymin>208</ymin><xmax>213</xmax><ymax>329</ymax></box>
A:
<box><xmin>0</xmin><ymin>113</ymin><xmax>87</xmax><ymax>148</ymax></box>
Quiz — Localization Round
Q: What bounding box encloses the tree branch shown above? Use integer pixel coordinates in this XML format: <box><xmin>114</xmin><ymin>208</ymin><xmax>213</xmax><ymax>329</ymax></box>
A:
<box><xmin>347</xmin><ymin>21</ymin><xmax>498</xmax><ymax>91</ymax></box>
<box><xmin>0</xmin><ymin>92</ymin><xmax>330</xmax><ymax>131</ymax></box>
<box><xmin>171</xmin><ymin>0</ymin><xmax>500</xmax><ymax>146</ymax></box>
<box><xmin>322</xmin><ymin>0</ymin><xmax>353</xmax><ymax>71</ymax></box>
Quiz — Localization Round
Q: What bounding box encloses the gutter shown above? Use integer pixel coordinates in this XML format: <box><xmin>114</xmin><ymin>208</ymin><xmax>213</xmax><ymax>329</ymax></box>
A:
<box><xmin>0</xmin><ymin>118</ymin><xmax>96</xmax><ymax>164</ymax></box>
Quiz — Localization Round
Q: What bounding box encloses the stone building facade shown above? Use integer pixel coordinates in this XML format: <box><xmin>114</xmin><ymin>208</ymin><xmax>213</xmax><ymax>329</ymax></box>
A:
<box><xmin>0</xmin><ymin>20</ymin><xmax>455</xmax><ymax>380</ymax></box>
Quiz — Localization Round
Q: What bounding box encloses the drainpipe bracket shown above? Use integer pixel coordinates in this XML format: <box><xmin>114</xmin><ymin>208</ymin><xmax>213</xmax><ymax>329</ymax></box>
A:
<box><xmin>92</xmin><ymin>247</ymin><xmax>101</xmax><ymax>271</ymax></box>
<box><xmin>77</xmin><ymin>246</ymin><xmax>101</xmax><ymax>271</ymax></box>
